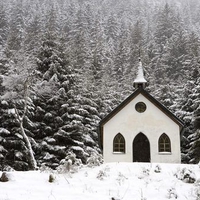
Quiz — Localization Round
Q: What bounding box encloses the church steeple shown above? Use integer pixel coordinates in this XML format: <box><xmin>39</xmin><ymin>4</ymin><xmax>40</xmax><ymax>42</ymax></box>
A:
<box><xmin>133</xmin><ymin>58</ymin><xmax>147</xmax><ymax>89</ymax></box>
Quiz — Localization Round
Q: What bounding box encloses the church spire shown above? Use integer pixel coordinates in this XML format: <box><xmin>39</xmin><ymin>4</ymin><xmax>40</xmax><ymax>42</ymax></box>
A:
<box><xmin>133</xmin><ymin>58</ymin><xmax>147</xmax><ymax>89</ymax></box>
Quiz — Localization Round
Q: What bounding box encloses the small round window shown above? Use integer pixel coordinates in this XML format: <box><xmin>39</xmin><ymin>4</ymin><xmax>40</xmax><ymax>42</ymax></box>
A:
<box><xmin>135</xmin><ymin>102</ymin><xmax>146</xmax><ymax>113</ymax></box>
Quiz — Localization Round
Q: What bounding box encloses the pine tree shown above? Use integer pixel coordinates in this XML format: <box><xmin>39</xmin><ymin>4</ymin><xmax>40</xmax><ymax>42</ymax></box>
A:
<box><xmin>0</xmin><ymin>3</ymin><xmax>9</xmax><ymax>46</ymax></box>
<box><xmin>6</xmin><ymin>1</ymin><xmax>25</xmax><ymax>52</ymax></box>
<box><xmin>105</xmin><ymin>13</ymin><xmax>119</xmax><ymax>42</ymax></box>
<box><xmin>1</xmin><ymin>52</ymin><xmax>38</xmax><ymax>170</ymax></box>
<box><xmin>154</xmin><ymin>3</ymin><xmax>179</xmax><ymax>47</ymax></box>
<box><xmin>55</xmin><ymin>86</ymin><xmax>101</xmax><ymax>164</ymax></box>
<box><xmin>24</xmin><ymin>14</ymin><xmax>43</xmax><ymax>56</ymax></box>
<box><xmin>187</xmin><ymin>77</ymin><xmax>200</xmax><ymax>163</ymax></box>
<box><xmin>35</xmin><ymin>29</ymin><xmax>71</xmax><ymax>167</ymax></box>
<box><xmin>66</xmin><ymin>4</ymin><xmax>90</xmax><ymax>70</ymax></box>
<box><xmin>113</xmin><ymin>23</ymin><xmax>130</xmax><ymax>89</ymax></box>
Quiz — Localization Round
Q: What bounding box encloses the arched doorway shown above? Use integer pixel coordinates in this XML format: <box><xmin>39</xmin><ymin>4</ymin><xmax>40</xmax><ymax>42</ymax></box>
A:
<box><xmin>133</xmin><ymin>133</ymin><xmax>150</xmax><ymax>162</ymax></box>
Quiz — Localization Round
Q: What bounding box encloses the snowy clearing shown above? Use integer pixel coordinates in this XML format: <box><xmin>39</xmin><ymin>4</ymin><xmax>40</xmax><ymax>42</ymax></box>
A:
<box><xmin>1</xmin><ymin>162</ymin><xmax>200</xmax><ymax>200</ymax></box>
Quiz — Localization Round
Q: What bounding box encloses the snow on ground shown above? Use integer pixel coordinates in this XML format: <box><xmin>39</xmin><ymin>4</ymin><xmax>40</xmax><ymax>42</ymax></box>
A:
<box><xmin>1</xmin><ymin>162</ymin><xmax>200</xmax><ymax>200</ymax></box>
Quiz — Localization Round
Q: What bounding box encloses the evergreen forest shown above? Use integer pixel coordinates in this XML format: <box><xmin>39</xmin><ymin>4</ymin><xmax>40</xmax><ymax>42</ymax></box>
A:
<box><xmin>0</xmin><ymin>0</ymin><xmax>200</xmax><ymax>170</ymax></box>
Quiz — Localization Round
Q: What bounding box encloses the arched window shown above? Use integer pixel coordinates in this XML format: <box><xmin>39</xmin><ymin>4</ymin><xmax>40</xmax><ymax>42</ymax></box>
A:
<box><xmin>113</xmin><ymin>133</ymin><xmax>125</xmax><ymax>153</ymax></box>
<box><xmin>158</xmin><ymin>133</ymin><xmax>171</xmax><ymax>152</ymax></box>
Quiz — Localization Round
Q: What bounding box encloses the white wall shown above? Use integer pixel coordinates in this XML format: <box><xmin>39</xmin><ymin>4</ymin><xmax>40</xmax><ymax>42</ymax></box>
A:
<box><xmin>103</xmin><ymin>93</ymin><xmax>181</xmax><ymax>163</ymax></box>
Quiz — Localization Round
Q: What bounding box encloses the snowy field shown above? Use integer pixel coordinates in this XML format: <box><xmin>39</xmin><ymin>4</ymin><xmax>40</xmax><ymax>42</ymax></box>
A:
<box><xmin>1</xmin><ymin>162</ymin><xmax>200</xmax><ymax>200</ymax></box>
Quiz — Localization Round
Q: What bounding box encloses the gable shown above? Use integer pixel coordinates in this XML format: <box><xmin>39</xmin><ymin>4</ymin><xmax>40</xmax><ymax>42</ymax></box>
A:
<box><xmin>99</xmin><ymin>88</ymin><xmax>184</xmax><ymax>148</ymax></box>
<box><xmin>107</xmin><ymin>93</ymin><xmax>176</xmax><ymax>126</ymax></box>
<box><xmin>100</xmin><ymin>88</ymin><xmax>184</xmax><ymax>127</ymax></box>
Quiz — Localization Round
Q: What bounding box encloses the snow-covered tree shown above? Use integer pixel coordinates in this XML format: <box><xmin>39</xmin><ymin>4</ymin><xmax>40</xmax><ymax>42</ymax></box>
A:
<box><xmin>0</xmin><ymin>2</ymin><xmax>9</xmax><ymax>46</ymax></box>
<box><xmin>6</xmin><ymin>1</ymin><xmax>25</xmax><ymax>52</ymax></box>
<box><xmin>187</xmin><ymin>77</ymin><xmax>200</xmax><ymax>163</ymax></box>
<box><xmin>1</xmin><ymin>53</ymin><xmax>38</xmax><ymax>170</ymax></box>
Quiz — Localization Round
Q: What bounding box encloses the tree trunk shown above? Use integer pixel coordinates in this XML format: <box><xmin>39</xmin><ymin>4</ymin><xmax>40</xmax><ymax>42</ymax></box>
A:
<box><xmin>19</xmin><ymin>120</ymin><xmax>37</xmax><ymax>170</ymax></box>
<box><xmin>14</xmin><ymin>77</ymin><xmax>38</xmax><ymax>170</ymax></box>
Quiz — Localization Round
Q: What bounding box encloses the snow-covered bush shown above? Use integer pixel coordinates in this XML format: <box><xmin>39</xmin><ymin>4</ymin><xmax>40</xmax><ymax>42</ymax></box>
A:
<box><xmin>167</xmin><ymin>187</ymin><xmax>178</xmax><ymax>199</ymax></box>
<box><xmin>39</xmin><ymin>163</ymin><xmax>53</xmax><ymax>173</ymax></box>
<box><xmin>97</xmin><ymin>166</ymin><xmax>110</xmax><ymax>180</ymax></box>
<box><xmin>142</xmin><ymin>167</ymin><xmax>150</xmax><ymax>176</ymax></box>
<box><xmin>56</xmin><ymin>151</ymin><xmax>83</xmax><ymax>174</ymax></box>
<box><xmin>139</xmin><ymin>166</ymin><xmax>150</xmax><ymax>179</ymax></box>
<box><xmin>194</xmin><ymin>185</ymin><xmax>200</xmax><ymax>200</ymax></box>
<box><xmin>86</xmin><ymin>153</ymin><xmax>103</xmax><ymax>167</ymax></box>
<box><xmin>154</xmin><ymin>165</ymin><xmax>161</xmax><ymax>173</ymax></box>
<box><xmin>175</xmin><ymin>167</ymin><xmax>196</xmax><ymax>183</ymax></box>
<box><xmin>96</xmin><ymin>169</ymin><xmax>107</xmax><ymax>180</ymax></box>
<box><xmin>138</xmin><ymin>167</ymin><xmax>150</xmax><ymax>179</ymax></box>
<box><xmin>116</xmin><ymin>172</ymin><xmax>127</xmax><ymax>185</ymax></box>
<box><xmin>194</xmin><ymin>186</ymin><xmax>200</xmax><ymax>200</ymax></box>
<box><xmin>194</xmin><ymin>179</ymin><xmax>200</xmax><ymax>199</ymax></box>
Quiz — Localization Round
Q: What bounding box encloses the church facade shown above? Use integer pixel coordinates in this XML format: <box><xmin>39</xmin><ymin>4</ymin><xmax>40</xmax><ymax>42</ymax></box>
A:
<box><xmin>99</xmin><ymin>60</ymin><xmax>184</xmax><ymax>163</ymax></box>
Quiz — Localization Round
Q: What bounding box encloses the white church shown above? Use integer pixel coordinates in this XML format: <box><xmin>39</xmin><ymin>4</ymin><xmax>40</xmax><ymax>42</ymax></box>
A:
<box><xmin>99</xmin><ymin>59</ymin><xmax>184</xmax><ymax>163</ymax></box>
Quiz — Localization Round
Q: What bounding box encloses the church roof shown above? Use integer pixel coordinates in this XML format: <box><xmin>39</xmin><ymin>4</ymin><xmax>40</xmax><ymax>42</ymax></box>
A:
<box><xmin>99</xmin><ymin>88</ymin><xmax>184</xmax><ymax>148</ymax></box>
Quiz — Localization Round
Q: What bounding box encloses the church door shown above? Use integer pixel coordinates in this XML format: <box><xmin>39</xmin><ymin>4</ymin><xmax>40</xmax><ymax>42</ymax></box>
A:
<box><xmin>133</xmin><ymin>133</ymin><xmax>150</xmax><ymax>162</ymax></box>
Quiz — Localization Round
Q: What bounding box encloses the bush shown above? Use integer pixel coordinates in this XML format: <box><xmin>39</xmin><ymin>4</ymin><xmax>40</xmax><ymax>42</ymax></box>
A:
<box><xmin>96</xmin><ymin>170</ymin><xmax>107</xmax><ymax>180</ymax></box>
<box><xmin>167</xmin><ymin>187</ymin><xmax>178</xmax><ymax>199</ymax></box>
<box><xmin>86</xmin><ymin>153</ymin><xmax>103</xmax><ymax>167</ymax></box>
<box><xmin>56</xmin><ymin>151</ymin><xmax>82</xmax><ymax>174</ymax></box>
<box><xmin>96</xmin><ymin>166</ymin><xmax>110</xmax><ymax>180</ymax></box>
<box><xmin>175</xmin><ymin>167</ymin><xmax>196</xmax><ymax>183</ymax></box>
<box><xmin>154</xmin><ymin>165</ymin><xmax>161</xmax><ymax>173</ymax></box>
